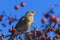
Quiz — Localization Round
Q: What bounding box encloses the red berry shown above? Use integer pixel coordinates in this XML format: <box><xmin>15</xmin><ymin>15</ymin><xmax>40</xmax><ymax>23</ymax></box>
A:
<box><xmin>15</xmin><ymin>5</ymin><xmax>19</xmax><ymax>10</ymax></box>
<box><xmin>0</xmin><ymin>17</ymin><xmax>2</xmax><ymax>21</ymax></box>
<box><xmin>41</xmin><ymin>18</ymin><xmax>46</xmax><ymax>23</ymax></box>
<box><xmin>44</xmin><ymin>13</ymin><xmax>49</xmax><ymax>18</ymax></box>
<box><xmin>54</xmin><ymin>17</ymin><xmax>59</xmax><ymax>23</ymax></box>
<box><xmin>9</xmin><ymin>28</ymin><xmax>16</xmax><ymax>33</ymax></box>
<box><xmin>9</xmin><ymin>28</ymin><xmax>12</xmax><ymax>33</ymax></box>
<box><xmin>12</xmin><ymin>28</ymin><xmax>16</xmax><ymax>33</ymax></box>
<box><xmin>20</xmin><ymin>2</ymin><xmax>26</xmax><ymax>7</ymax></box>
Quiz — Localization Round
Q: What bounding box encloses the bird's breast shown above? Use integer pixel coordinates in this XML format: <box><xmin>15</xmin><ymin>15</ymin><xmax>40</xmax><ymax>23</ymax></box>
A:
<box><xmin>26</xmin><ymin>16</ymin><xmax>34</xmax><ymax>26</ymax></box>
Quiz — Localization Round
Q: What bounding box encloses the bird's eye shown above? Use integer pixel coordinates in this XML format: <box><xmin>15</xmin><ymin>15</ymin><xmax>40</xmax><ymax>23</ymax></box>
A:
<box><xmin>31</xmin><ymin>11</ymin><xmax>34</xmax><ymax>13</ymax></box>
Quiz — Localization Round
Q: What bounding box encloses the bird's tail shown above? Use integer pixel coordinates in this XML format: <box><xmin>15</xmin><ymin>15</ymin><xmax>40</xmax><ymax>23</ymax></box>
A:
<box><xmin>9</xmin><ymin>32</ymin><xmax>18</xmax><ymax>40</ymax></box>
<box><xmin>8</xmin><ymin>33</ymin><xmax>17</xmax><ymax>40</ymax></box>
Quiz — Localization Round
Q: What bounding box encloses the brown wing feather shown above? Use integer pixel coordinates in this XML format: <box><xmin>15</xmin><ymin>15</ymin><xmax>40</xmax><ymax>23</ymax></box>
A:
<box><xmin>15</xmin><ymin>16</ymin><xmax>29</xmax><ymax>32</ymax></box>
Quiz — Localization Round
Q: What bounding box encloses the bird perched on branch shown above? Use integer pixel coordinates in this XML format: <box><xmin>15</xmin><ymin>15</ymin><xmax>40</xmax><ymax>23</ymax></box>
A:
<box><xmin>9</xmin><ymin>10</ymin><xmax>36</xmax><ymax>40</ymax></box>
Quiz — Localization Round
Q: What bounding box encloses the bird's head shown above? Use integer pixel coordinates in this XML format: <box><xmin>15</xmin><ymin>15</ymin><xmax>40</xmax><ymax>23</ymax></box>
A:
<box><xmin>25</xmin><ymin>10</ymin><xmax>36</xmax><ymax>16</ymax></box>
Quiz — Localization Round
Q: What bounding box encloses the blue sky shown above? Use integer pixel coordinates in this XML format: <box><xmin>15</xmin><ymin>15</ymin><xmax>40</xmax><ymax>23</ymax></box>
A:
<box><xmin>0</xmin><ymin>0</ymin><xmax>60</xmax><ymax>40</ymax></box>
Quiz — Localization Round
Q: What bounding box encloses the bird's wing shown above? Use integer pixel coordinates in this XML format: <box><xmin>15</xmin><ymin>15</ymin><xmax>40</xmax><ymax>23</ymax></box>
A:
<box><xmin>15</xmin><ymin>16</ymin><xmax>29</xmax><ymax>29</ymax></box>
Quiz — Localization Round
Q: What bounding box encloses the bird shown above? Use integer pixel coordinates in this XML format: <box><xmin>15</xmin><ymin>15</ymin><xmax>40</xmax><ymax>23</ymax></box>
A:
<box><xmin>9</xmin><ymin>10</ymin><xmax>36</xmax><ymax>40</ymax></box>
